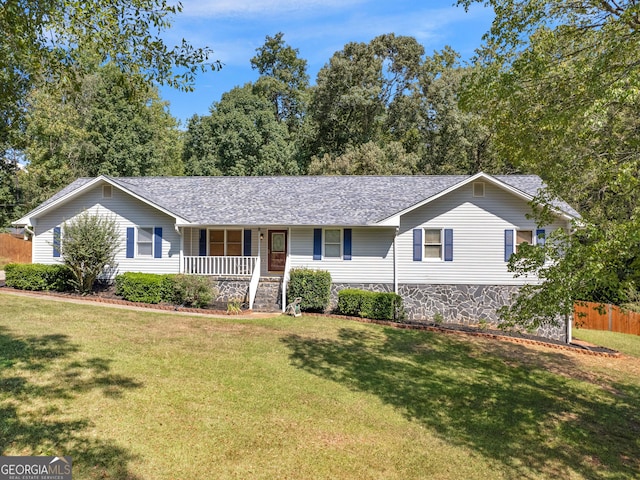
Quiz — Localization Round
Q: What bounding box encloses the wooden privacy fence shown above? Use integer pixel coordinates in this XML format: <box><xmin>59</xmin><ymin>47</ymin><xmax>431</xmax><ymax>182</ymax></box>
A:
<box><xmin>0</xmin><ymin>233</ymin><xmax>32</xmax><ymax>264</ymax></box>
<box><xmin>574</xmin><ymin>301</ymin><xmax>640</xmax><ymax>336</ymax></box>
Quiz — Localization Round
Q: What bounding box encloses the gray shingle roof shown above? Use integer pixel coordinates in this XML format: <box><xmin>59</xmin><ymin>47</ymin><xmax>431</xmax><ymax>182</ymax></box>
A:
<box><xmin>28</xmin><ymin>174</ymin><xmax>580</xmax><ymax>226</ymax></box>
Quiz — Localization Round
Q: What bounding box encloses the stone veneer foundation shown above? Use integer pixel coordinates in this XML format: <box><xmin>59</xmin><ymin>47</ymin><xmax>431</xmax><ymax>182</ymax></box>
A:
<box><xmin>331</xmin><ymin>283</ymin><xmax>567</xmax><ymax>342</ymax></box>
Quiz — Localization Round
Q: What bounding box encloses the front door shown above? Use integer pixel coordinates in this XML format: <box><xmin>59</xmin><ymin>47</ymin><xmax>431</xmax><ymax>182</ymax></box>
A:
<box><xmin>268</xmin><ymin>230</ymin><xmax>287</xmax><ymax>272</ymax></box>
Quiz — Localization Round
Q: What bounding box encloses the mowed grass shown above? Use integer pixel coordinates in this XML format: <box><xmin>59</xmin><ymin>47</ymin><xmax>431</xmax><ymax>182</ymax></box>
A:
<box><xmin>1</xmin><ymin>293</ymin><xmax>639</xmax><ymax>479</ymax></box>
<box><xmin>574</xmin><ymin>327</ymin><xmax>640</xmax><ymax>358</ymax></box>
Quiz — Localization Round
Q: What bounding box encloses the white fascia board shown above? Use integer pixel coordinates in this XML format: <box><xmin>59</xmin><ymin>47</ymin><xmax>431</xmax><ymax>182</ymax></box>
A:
<box><xmin>13</xmin><ymin>175</ymin><xmax>188</xmax><ymax>226</ymax></box>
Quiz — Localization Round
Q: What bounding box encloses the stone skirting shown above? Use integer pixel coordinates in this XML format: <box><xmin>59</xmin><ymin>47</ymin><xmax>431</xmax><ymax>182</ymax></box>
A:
<box><xmin>331</xmin><ymin>283</ymin><xmax>566</xmax><ymax>342</ymax></box>
<box><xmin>210</xmin><ymin>276</ymin><xmax>250</xmax><ymax>307</ymax></box>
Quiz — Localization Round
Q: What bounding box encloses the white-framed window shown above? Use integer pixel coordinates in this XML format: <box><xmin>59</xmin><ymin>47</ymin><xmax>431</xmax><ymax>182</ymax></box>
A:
<box><xmin>137</xmin><ymin>227</ymin><xmax>154</xmax><ymax>257</ymax></box>
<box><xmin>324</xmin><ymin>228</ymin><xmax>342</xmax><ymax>258</ymax></box>
<box><xmin>209</xmin><ymin>229</ymin><xmax>243</xmax><ymax>256</ymax></box>
<box><xmin>424</xmin><ymin>228</ymin><xmax>443</xmax><ymax>260</ymax></box>
<box><xmin>102</xmin><ymin>185</ymin><xmax>112</xmax><ymax>198</ymax></box>
<box><xmin>516</xmin><ymin>230</ymin><xmax>533</xmax><ymax>253</ymax></box>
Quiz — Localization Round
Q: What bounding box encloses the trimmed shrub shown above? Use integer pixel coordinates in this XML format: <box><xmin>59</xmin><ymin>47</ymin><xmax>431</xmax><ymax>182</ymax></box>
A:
<box><xmin>114</xmin><ymin>272</ymin><xmax>214</xmax><ymax>308</ymax></box>
<box><xmin>5</xmin><ymin>263</ymin><xmax>73</xmax><ymax>291</ymax></box>
<box><xmin>171</xmin><ymin>274</ymin><xmax>214</xmax><ymax>308</ymax></box>
<box><xmin>337</xmin><ymin>288</ymin><xmax>405</xmax><ymax>321</ymax></box>
<box><xmin>337</xmin><ymin>288</ymin><xmax>373</xmax><ymax>317</ymax></box>
<box><xmin>115</xmin><ymin>272</ymin><xmax>174</xmax><ymax>304</ymax></box>
<box><xmin>287</xmin><ymin>268</ymin><xmax>332</xmax><ymax>313</ymax></box>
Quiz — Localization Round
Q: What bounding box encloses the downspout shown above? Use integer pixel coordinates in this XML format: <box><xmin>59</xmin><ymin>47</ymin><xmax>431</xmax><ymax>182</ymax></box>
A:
<box><xmin>393</xmin><ymin>226</ymin><xmax>399</xmax><ymax>294</ymax></box>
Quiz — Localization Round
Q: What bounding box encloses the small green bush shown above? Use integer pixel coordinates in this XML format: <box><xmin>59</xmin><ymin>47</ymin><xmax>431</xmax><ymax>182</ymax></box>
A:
<box><xmin>171</xmin><ymin>274</ymin><xmax>214</xmax><ymax>308</ymax></box>
<box><xmin>115</xmin><ymin>272</ymin><xmax>174</xmax><ymax>304</ymax></box>
<box><xmin>337</xmin><ymin>288</ymin><xmax>405</xmax><ymax>321</ymax></box>
<box><xmin>5</xmin><ymin>263</ymin><xmax>73</xmax><ymax>291</ymax></box>
<box><xmin>287</xmin><ymin>268</ymin><xmax>332</xmax><ymax>312</ymax></box>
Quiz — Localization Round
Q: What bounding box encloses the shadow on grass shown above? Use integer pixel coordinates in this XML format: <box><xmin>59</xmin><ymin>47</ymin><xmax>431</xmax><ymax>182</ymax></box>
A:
<box><xmin>282</xmin><ymin>327</ymin><xmax>640</xmax><ymax>479</ymax></box>
<box><xmin>0</xmin><ymin>325</ymin><xmax>143</xmax><ymax>479</ymax></box>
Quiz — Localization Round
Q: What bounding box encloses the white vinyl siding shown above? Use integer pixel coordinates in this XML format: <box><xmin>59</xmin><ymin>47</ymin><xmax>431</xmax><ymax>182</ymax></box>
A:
<box><xmin>398</xmin><ymin>182</ymin><xmax>568</xmax><ymax>285</ymax></box>
<box><xmin>289</xmin><ymin>227</ymin><xmax>395</xmax><ymax>283</ymax></box>
<box><xmin>32</xmin><ymin>181</ymin><xmax>180</xmax><ymax>275</ymax></box>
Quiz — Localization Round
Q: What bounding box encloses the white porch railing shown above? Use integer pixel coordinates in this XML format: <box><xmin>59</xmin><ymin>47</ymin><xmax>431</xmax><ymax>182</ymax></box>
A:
<box><xmin>182</xmin><ymin>256</ymin><xmax>258</xmax><ymax>276</ymax></box>
<box><xmin>281</xmin><ymin>255</ymin><xmax>292</xmax><ymax>312</ymax></box>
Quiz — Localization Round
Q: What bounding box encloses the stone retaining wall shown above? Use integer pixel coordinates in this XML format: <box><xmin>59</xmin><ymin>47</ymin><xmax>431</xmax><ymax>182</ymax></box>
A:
<box><xmin>331</xmin><ymin>282</ymin><xmax>566</xmax><ymax>342</ymax></box>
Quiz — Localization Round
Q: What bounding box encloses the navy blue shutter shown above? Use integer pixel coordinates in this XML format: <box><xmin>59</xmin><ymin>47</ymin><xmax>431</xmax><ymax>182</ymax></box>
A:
<box><xmin>243</xmin><ymin>229</ymin><xmax>252</xmax><ymax>256</ymax></box>
<box><xmin>53</xmin><ymin>226</ymin><xmax>61</xmax><ymax>257</ymax></box>
<box><xmin>126</xmin><ymin>227</ymin><xmax>134</xmax><ymax>258</ymax></box>
<box><xmin>504</xmin><ymin>230</ymin><xmax>514</xmax><ymax>261</ymax></box>
<box><xmin>313</xmin><ymin>228</ymin><xmax>322</xmax><ymax>260</ymax></box>
<box><xmin>536</xmin><ymin>229</ymin><xmax>546</xmax><ymax>246</ymax></box>
<box><xmin>154</xmin><ymin>227</ymin><xmax>162</xmax><ymax>258</ymax></box>
<box><xmin>343</xmin><ymin>229</ymin><xmax>352</xmax><ymax>260</ymax></box>
<box><xmin>199</xmin><ymin>229</ymin><xmax>207</xmax><ymax>256</ymax></box>
<box><xmin>413</xmin><ymin>229</ymin><xmax>422</xmax><ymax>261</ymax></box>
<box><xmin>444</xmin><ymin>229</ymin><xmax>453</xmax><ymax>262</ymax></box>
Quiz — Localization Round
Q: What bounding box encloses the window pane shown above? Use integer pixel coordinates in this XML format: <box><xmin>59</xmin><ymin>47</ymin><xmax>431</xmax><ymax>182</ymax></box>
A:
<box><xmin>210</xmin><ymin>230</ymin><xmax>224</xmax><ymax>242</ymax></box>
<box><xmin>227</xmin><ymin>243</ymin><xmax>242</xmax><ymax>256</ymax></box>
<box><xmin>210</xmin><ymin>244</ymin><xmax>224</xmax><ymax>256</ymax></box>
<box><xmin>517</xmin><ymin>230</ymin><xmax>533</xmax><ymax>244</ymax></box>
<box><xmin>138</xmin><ymin>243</ymin><xmax>152</xmax><ymax>256</ymax></box>
<box><xmin>325</xmin><ymin>244</ymin><xmax>341</xmax><ymax>257</ymax></box>
<box><xmin>424</xmin><ymin>245</ymin><xmax>442</xmax><ymax>259</ymax></box>
<box><xmin>227</xmin><ymin>230</ymin><xmax>242</xmax><ymax>243</ymax></box>
<box><xmin>138</xmin><ymin>227</ymin><xmax>153</xmax><ymax>242</ymax></box>
<box><xmin>424</xmin><ymin>229</ymin><xmax>441</xmax><ymax>244</ymax></box>
<box><xmin>325</xmin><ymin>229</ymin><xmax>340</xmax><ymax>244</ymax></box>
<box><xmin>271</xmin><ymin>233</ymin><xmax>285</xmax><ymax>252</ymax></box>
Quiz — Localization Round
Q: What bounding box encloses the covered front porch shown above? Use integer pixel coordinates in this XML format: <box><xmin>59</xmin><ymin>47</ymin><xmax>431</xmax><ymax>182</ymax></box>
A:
<box><xmin>179</xmin><ymin>227</ymin><xmax>291</xmax><ymax>310</ymax></box>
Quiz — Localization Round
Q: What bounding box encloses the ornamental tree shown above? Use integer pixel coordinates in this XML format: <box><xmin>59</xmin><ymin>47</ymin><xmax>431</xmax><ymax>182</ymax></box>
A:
<box><xmin>57</xmin><ymin>211</ymin><xmax>121</xmax><ymax>293</ymax></box>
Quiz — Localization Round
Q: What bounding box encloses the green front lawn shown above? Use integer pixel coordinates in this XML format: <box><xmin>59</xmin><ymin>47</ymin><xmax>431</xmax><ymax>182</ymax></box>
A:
<box><xmin>1</xmin><ymin>292</ymin><xmax>639</xmax><ymax>479</ymax></box>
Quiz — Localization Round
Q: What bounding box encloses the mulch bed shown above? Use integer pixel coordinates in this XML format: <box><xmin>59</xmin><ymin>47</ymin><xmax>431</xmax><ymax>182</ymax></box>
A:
<box><xmin>0</xmin><ymin>284</ymin><xmax>620</xmax><ymax>357</ymax></box>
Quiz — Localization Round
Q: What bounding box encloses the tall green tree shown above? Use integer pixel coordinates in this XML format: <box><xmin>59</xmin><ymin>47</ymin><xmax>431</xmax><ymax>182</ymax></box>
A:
<box><xmin>251</xmin><ymin>32</ymin><xmax>309</xmax><ymax>131</ymax></box>
<box><xmin>309</xmin><ymin>34</ymin><xmax>424</xmax><ymax>157</ymax></box>
<box><xmin>459</xmin><ymin>0</ymin><xmax>640</xmax><ymax>223</ymax></box>
<box><xmin>22</xmin><ymin>64</ymin><xmax>183</xmax><ymax>208</ymax></box>
<box><xmin>0</xmin><ymin>0</ymin><xmax>216</xmax><ymax>149</ymax></box>
<box><xmin>458</xmin><ymin>0</ymin><xmax>640</xmax><ymax>320</ymax></box>
<box><xmin>417</xmin><ymin>47</ymin><xmax>505</xmax><ymax>174</ymax></box>
<box><xmin>183</xmin><ymin>84</ymin><xmax>298</xmax><ymax>176</ymax></box>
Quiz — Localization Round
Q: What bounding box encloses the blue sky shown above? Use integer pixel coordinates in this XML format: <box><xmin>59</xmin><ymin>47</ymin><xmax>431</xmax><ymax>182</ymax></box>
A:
<box><xmin>159</xmin><ymin>0</ymin><xmax>495</xmax><ymax>126</ymax></box>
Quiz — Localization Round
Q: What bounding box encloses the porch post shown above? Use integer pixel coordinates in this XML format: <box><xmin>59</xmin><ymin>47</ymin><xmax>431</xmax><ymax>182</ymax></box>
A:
<box><xmin>177</xmin><ymin>225</ymin><xmax>184</xmax><ymax>274</ymax></box>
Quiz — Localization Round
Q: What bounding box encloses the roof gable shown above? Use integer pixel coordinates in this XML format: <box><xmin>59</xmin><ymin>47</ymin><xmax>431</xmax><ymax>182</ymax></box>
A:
<box><xmin>12</xmin><ymin>175</ymin><xmax>190</xmax><ymax>226</ymax></box>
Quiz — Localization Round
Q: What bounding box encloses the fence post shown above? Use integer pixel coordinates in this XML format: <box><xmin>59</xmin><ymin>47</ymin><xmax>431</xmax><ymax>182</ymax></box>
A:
<box><xmin>608</xmin><ymin>303</ymin><xmax>613</xmax><ymax>332</ymax></box>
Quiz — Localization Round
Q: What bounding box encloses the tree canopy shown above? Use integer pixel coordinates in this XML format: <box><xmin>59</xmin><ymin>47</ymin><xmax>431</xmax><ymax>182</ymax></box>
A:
<box><xmin>458</xmin><ymin>0</ymin><xmax>640</xmax><ymax>321</ymax></box>
<box><xmin>21</xmin><ymin>64</ymin><xmax>183</xmax><ymax>209</ymax></box>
